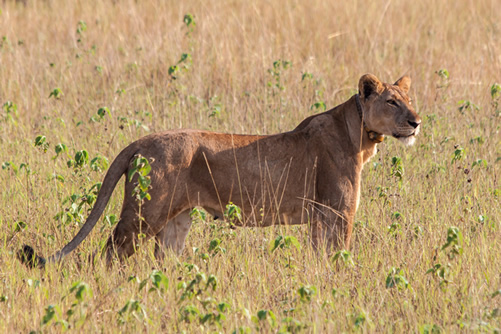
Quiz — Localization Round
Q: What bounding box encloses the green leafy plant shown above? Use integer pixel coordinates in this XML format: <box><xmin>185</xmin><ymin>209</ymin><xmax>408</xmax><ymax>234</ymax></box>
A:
<box><xmin>279</xmin><ymin>317</ymin><xmax>307</xmax><ymax>333</ymax></box>
<box><xmin>41</xmin><ymin>304</ymin><xmax>67</xmax><ymax>329</ymax></box>
<box><xmin>310</xmin><ymin>101</ymin><xmax>326</xmax><ymax>112</ymax></box>
<box><xmin>207</xmin><ymin>95</ymin><xmax>222</xmax><ymax>118</ymax></box>
<box><xmin>469</xmin><ymin>136</ymin><xmax>484</xmax><ymax>145</ymax></box>
<box><xmin>224</xmin><ymin>202</ymin><xmax>242</xmax><ymax>225</ymax></box>
<box><xmin>436</xmin><ymin>68</ymin><xmax>449</xmax><ymax>80</ymax></box>
<box><xmin>117</xmin><ymin>115</ymin><xmax>150</xmax><ymax>131</ymax></box>
<box><xmin>252</xmin><ymin>309</ymin><xmax>277</xmax><ymax>332</ymax></box>
<box><xmin>190</xmin><ymin>207</ymin><xmax>207</xmax><ymax>222</ymax></box>
<box><xmin>53</xmin><ymin>182</ymin><xmax>101</xmax><ymax>226</ymax></box>
<box><xmin>451</xmin><ymin>146</ymin><xmax>464</xmax><ymax>164</ymax></box>
<box><xmin>76</xmin><ymin>20</ymin><xmax>87</xmax><ymax>35</ymax></box>
<box><xmin>139</xmin><ymin>270</ymin><xmax>169</xmax><ymax>294</ymax></box>
<box><xmin>183</xmin><ymin>13</ymin><xmax>196</xmax><ymax>35</ymax></box>
<box><xmin>2</xmin><ymin>101</ymin><xmax>18</xmax><ymax>124</ymax></box>
<box><xmin>176</xmin><ymin>270</ymin><xmax>228</xmax><ymax>329</ymax></box>
<box><xmin>270</xmin><ymin>235</ymin><xmax>301</xmax><ymax>253</ymax></box>
<box><xmin>491</xmin><ymin>83</ymin><xmax>501</xmax><ymax>99</ymax></box>
<box><xmin>100</xmin><ymin>214</ymin><xmax>118</xmax><ymax>232</ymax></box>
<box><xmin>332</xmin><ymin>249</ymin><xmax>354</xmax><ymax>267</ymax></box>
<box><xmin>385</xmin><ymin>267</ymin><xmax>409</xmax><ymax>290</ymax></box>
<box><xmin>64</xmin><ymin>281</ymin><xmax>93</xmax><ymax>329</ymax></box>
<box><xmin>471</xmin><ymin>159</ymin><xmax>487</xmax><ymax>169</ymax></box>
<box><xmin>90</xmin><ymin>154</ymin><xmax>109</xmax><ymax>172</ymax></box>
<box><xmin>128</xmin><ymin>155</ymin><xmax>152</xmax><ymax>202</ymax></box>
<box><xmin>387</xmin><ymin>222</ymin><xmax>402</xmax><ymax>236</ymax></box>
<box><xmin>34</xmin><ymin>135</ymin><xmax>49</xmax><ymax>152</ymax></box>
<box><xmin>208</xmin><ymin>238</ymin><xmax>226</xmax><ymax>255</ymax></box>
<box><xmin>90</xmin><ymin>106</ymin><xmax>111</xmax><ymax>122</ymax></box>
<box><xmin>267</xmin><ymin>59</ymin><xmax>292</xmax><ymax>92</ymax></box>
<box><xmin>419</xmin><ymin>323</ymin><xmax>442</xmax><ymax>334</ymax></box>
<box><xmin>390</xmin><ymin>156</ymin><xmax>404</xmax><ymax>186</ymax></box>
<box><xmin>126</xmin><ymin>155</ymin><xmax>152</xmax><ymax>240</ymax></box>
<box><xmin>298</xmin><ymin>285</ymin><xmax>317</xmax><ymax>303</ymax></box>
<box><xmin>350</xmin><ymin>310</ymin><xmax>371</xmax><ymax>329</ymax></box>
<box><xmin>301</xmin><ymin>72</ymin><xmax>313</xmax><ymax>81</ymax></box>
<box><xmin>457</xmin><ymin>100</ymin><xmax>479</xmax><ymax>115</ymax></box>
<box><xmin>168</xmin><ymin>53</ymin><xmax>192</xmax><ymax>80</ymax></box>
<box><xmin>48</xmin><ymin>87</ymin><xmax>63</xmax><ymax>99</ymax></box>
<box><xmin>269</xmin><ymin>234</ymin><xmax>301</xmax><ymax>269</ymax></box>
<box><xmin>118</xmin><ymin>299</ymin><xmax>149</xmax><ymax>325</ymax></box>
<box><xmin>74</xmin><ymin>149</ymin><xmax>89</xmax><ymax>168</ymax></box>
<box><xmin>53</xmin><ymin>143</ymin><xmax>68</xmax><ymax>159</ymax></box>
<box><xmin>441</xmin><ymin>226</ymin><xmax>463</xmax><ymax>259</ymax></box>
<box><xmin>13</xmin><ymin>221</ymin><xmax>27</xmax><ymax>233</ymax></box>
<box><xmin>491</xmin><ymin>83</ymin><xmax>501</xmax><ymax>116</ymax></box>
<box><xmin>0</xmin><ymin>35</ymin><xmax>11</xmax><ymax>50</ymax></box>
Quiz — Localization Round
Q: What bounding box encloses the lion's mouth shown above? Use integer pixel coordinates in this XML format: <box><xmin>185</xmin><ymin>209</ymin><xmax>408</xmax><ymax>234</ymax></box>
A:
<box><xmin>393</xmin><ymin>126</ymin><xmax>420</xmax><ymax>139</ymax></box>
<box><xmin>393</xmin><ymin>129</ymin><xmax>419</xmax><ymax>146</ymax></box>
<box><xmin>392</xmin><ymin>132</ymin><xmax>415</xmax><ymax>139</ymax></box>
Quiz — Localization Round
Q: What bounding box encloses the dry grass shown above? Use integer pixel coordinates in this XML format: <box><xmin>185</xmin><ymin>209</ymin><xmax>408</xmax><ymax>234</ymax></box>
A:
<box><xmin>0</xmin><ymin>0</ymin><xmax>500</xmax><ymax>332</ymax></box>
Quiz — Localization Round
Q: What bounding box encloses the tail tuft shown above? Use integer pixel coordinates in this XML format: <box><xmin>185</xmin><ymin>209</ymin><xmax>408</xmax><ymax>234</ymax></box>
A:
<box><xmin>17</xmin><ymin>245</ymin><xmax>46</xmax><ymax>269</ymax></box>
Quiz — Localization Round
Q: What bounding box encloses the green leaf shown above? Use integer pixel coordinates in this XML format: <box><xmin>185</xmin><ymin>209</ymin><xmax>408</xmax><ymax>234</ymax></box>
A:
<box><xmin>42</xmin><ymin>305</ymin><xmax>61</xmax><ymax>325</ymax></box>
<box><xmin>332</xmin><ymin>249</ymin><xmax>354</xmax><ymax>266</ymax></box>
<box><xmin>48</xmin><ymin>88</ymin><xmax>63</xmax><ymax>99</ymax></box>
<box><xmin>301</xmin><ymin>72</ymin><xmax>313</xmax><ymax>81</ymax></box>
<box><xmin>206</xmin><ymin>275</ymin><xmax>218</xmax><ymax>291</ymax></box>
<box><xmin>3</xmin><ymin>101</ymin><xmax>17</xmax><ymax>115</ymax></box>
<box><xmin>298</xmin><ymin>285</ymin><xmax>317</xmax><ymax>302</ymax></box>
<box><xmin>385</xmin><ymin>267</ymin><xmax>409</xmax><ymax>289</ymax></box>
<box><xmin>54</xmin><ymin>143</ymin><xmax>67</xmax><ymax>156</ymax></box>
<box><xmin>76</xmin><ymin>20</ymin><xmax>87</xmax><ymax>35</ymax></box>
<box><xmin>97</xmin><ymin>107</ymin><xmax>111</xmax><ymax>118</ymax></box>
<box><xmin>270</xmin><ymin>235</ymin><xmax>283</xmax><ymax>252</ymax></box>
<box><xmin>127</xmin><ymin>166</ymin><xmax>138</xmax><ymax>182</ymax></box>
<box><xmin>310</xmin><ymin>101</ymin><xmax>326</xmax><ymax>112</ymax></box>
<box><xmin>150</xmin><ymin>270</ymin><xmax>169</xmax><ymax>292</ymax></box>
<box><xmin>436</xmin><ymin>69</ymin><xmax>449</xmax><ymax>80</ymax></box>
<box><xmin>138</xmin><ymin>175</ymin><xmax>151</xmax><ymax>191</ymax></box>
<box><xmin>471</xmin><ymin>159</ymin><xmax>487</xmax><ymax>168</ymax></box>
<box><xmin>138</xmin><ymin>278</ymin><xmax>149</xmax><ymax>291</ymax></box>
<box><xmin>491</xmin><ymin>83</ymin><xmax>501</xmax><ymax>100</ymax></box>
<box><xmin>74</xmin><ymin>150</ymin><xmax>89</xmax><ymax>167</ymax></box>
<box><xmin>14</xmin><ymin>221</ymin><xmax>27</xmax><ymax>232</ymax></box>
<box><xmin>74</xmin><ymin>282</ymin><xmax>92</xmax><ymax>301</ymax></box>
<box><xmin>90</xmin><ymin>155</ymin><xmax>109</xmax><ymax>172</ymax></box>
<box><xmin>183</xmin><ymin>13</ymin><xmax>196</xmax><ymax>28</ymax></box>
<box><xmin>34</xmin><ymin>135</ymin><xmax>46</xmax><ymax>147</ymax></box>
<box><xmin>284</xmin><ymin>236</ymin><xmax>301</xmax><ymax>251</ymax></box>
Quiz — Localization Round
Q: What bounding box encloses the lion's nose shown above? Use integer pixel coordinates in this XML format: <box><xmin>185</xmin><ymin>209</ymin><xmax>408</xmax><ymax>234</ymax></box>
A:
<box><xmin>408</xmin><ymin>120</ymin><xmax>421</xmax><ymax>128</ymax></box>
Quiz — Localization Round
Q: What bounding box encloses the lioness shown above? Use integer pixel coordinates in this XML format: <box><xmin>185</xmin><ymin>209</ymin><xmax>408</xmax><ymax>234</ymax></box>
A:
<box><xmin>19</xmin><ymin>74</ymin><xmax>420</xmax><ymax>268</ymax></box>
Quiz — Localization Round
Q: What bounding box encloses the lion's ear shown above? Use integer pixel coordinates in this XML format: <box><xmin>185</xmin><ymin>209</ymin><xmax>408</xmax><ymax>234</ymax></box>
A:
<box><xmin>359</xmin><ymin>74</ymin><xmax>383</xmax><ymax>99</ymax></box>
<box><xmin>394</xmin><ymin>75</ymin><xmax>411</xmax><ymax>93</ymax></box>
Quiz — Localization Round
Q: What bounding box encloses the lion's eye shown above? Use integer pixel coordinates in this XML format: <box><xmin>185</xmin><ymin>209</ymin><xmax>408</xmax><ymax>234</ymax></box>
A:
<box><xmin>387</xmin><ymin>99</ymin><xmax>398</xmax><ymax>107</ymax></box>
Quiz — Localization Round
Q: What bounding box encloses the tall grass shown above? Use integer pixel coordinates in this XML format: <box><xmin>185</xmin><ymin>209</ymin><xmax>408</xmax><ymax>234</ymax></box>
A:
<box><xmin>0</xmin><ymin>0</ymin><xmax>500</xmax><ymax>332</ymax></box>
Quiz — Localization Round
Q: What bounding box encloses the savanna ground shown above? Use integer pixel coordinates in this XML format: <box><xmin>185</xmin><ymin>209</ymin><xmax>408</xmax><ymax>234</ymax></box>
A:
<box><xmin>0</xmin><ymin>0</ymin><xmax>500</xmax><ymax>332</ymax></box>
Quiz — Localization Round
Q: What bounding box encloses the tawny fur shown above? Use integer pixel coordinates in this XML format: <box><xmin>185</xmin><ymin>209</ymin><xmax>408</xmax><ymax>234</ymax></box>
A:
<box><xmin>18</xmin><ymin>74</ymin><xmax>421</xmax><ymax>268</ymax></box>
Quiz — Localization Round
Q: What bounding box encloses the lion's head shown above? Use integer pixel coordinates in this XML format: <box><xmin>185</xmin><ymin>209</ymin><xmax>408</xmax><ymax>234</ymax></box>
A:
<box><xmin>358</xmin><ymin>74</ymin><xmax>421</xmax><ymax>146</ymax></box>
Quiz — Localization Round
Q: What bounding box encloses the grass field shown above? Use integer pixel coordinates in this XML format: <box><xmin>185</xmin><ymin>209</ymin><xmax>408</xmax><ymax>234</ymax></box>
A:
<box><xmin>1</xmin><ymin>0</ymin><xmax>500</xmax><ymax>332</ymax></box>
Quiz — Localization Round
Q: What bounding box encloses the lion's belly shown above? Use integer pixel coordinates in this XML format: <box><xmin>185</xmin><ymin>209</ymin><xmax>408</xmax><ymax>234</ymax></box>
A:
<box><xmin>245</xmin><ymin>207</ymin><xmax>304</xmax><ymax>227</ymax></box>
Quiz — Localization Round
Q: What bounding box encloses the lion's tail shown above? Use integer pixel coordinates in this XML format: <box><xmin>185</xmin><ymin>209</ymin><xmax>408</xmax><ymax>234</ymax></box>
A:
<box><xmin>18</xmin><ymin>143</ymin><xmax>139</xmax><ymax>269</ymax></box>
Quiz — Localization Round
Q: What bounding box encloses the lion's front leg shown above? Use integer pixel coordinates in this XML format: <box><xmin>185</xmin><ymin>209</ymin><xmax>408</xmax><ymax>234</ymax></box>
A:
<box><xmin>309</xmin><ymin>207</ymin><xmax>353</xmax><ymax>254</ymax></box>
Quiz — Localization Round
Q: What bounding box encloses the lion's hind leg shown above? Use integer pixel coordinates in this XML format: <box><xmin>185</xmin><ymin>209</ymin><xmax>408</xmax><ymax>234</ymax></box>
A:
<box><xmin>104</xmin><ymin>197</ymin><xmax>168</xmax><ymax>264</ymax></box>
